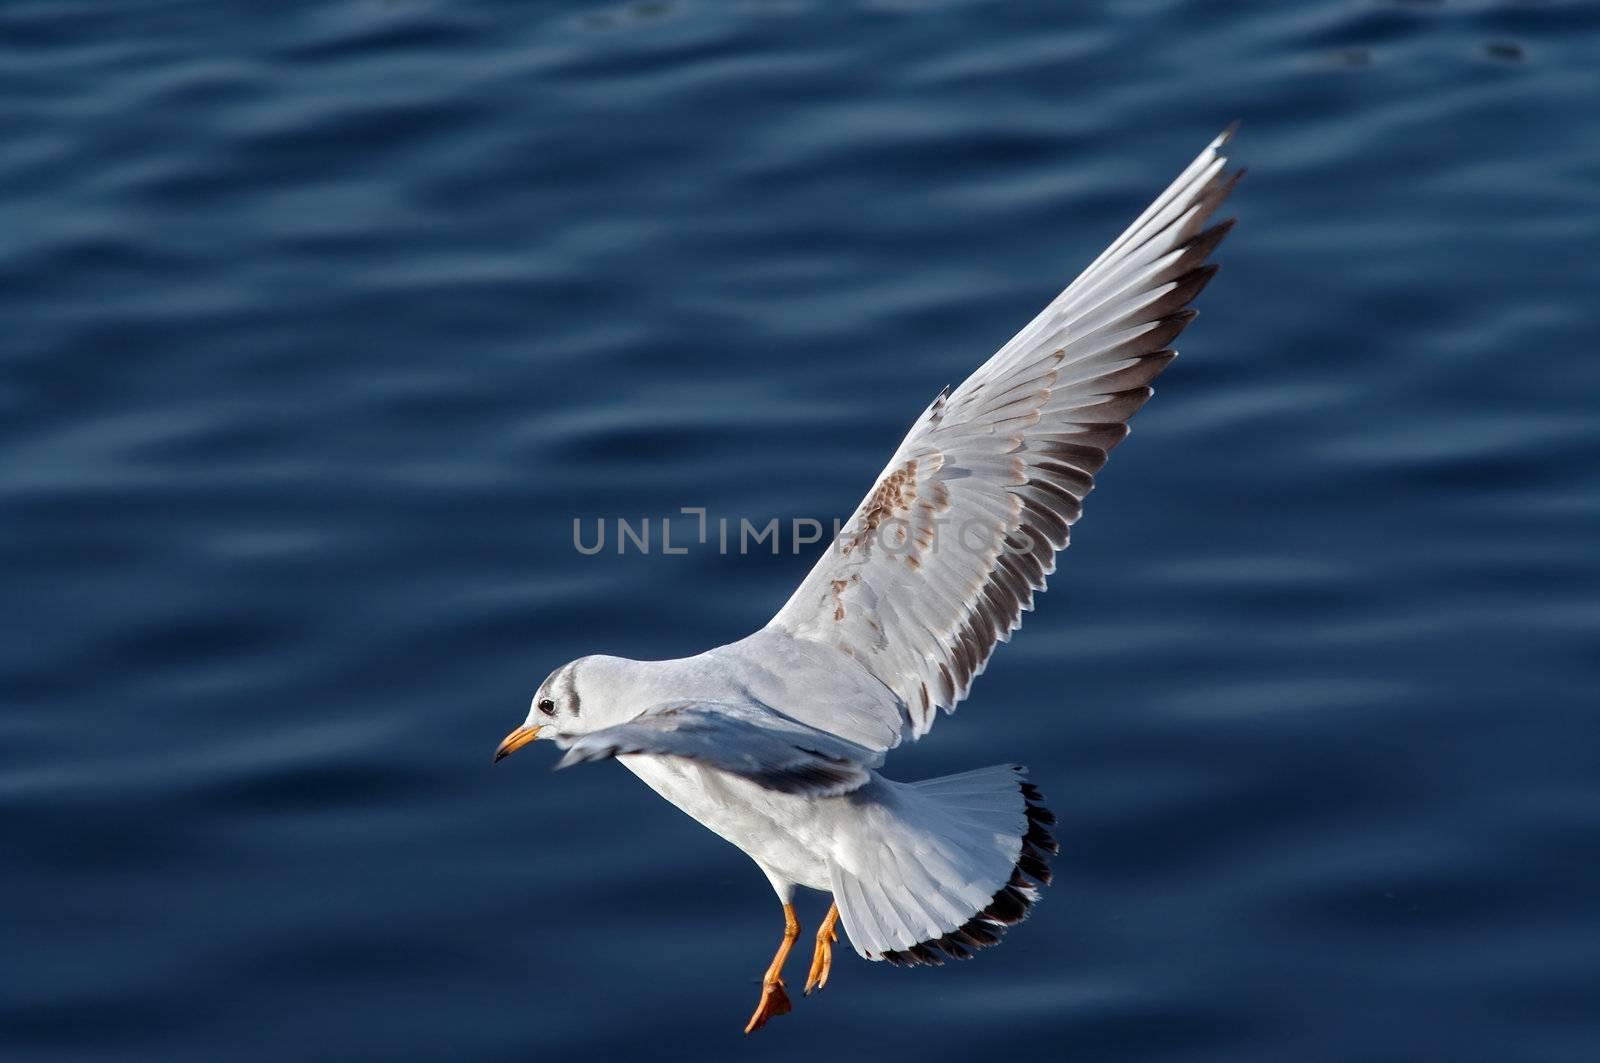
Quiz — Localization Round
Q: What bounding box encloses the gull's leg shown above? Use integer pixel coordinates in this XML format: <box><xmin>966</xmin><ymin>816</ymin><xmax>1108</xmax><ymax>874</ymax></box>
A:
<box><xmin>804</xmin><ymin>901</ymin><xmax>840</xmax><ymax>995</ymax></box>
<box><xmin>744</xmin><ymin>903</ymin><xmax>800</xmax><ymax>1034</ymax></box>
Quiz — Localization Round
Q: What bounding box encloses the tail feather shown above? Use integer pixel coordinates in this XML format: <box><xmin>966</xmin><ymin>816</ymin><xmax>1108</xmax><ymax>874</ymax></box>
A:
<box><xmin>828</xmin><ymin>764</ymin><xmax>1056</xmax><ymax>965</ymax></box>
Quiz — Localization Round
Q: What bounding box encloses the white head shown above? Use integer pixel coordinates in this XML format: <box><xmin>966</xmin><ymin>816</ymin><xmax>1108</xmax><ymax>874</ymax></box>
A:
<box><xmin>493</xmin><ymin>655</ymin><xmax>640</xmax><ymax>762</ymax></box>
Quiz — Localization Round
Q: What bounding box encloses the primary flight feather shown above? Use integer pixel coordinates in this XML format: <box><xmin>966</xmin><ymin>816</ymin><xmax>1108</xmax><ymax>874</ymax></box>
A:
<box><xmin>496</xmin><ymin>126</ymin><xmax>1241</xmax><ymax>1032</ymax></box>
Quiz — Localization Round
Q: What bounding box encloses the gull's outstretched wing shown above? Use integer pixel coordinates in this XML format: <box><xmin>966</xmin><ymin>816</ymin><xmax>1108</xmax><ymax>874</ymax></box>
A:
<box><xmin>768</xmin><ymin>127</ymin><xmax>1240</xmax><ymax>741</ymax></box>
<box><xmin>553</xmin><ymin>700</ymin><xmax>884</xmax><ymax>797</ymax></box>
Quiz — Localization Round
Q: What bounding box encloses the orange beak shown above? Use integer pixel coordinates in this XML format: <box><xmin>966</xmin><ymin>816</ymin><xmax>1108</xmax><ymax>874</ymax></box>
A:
<box><xmin>493</xmin><ymin>725</ymin><xmax>542</xmax><ymax>763</ymax></box>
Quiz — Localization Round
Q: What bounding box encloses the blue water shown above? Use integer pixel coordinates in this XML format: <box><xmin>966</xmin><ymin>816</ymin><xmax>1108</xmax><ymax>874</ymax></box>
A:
<box><xmin>4</xmin><ymin>2</ymin><xmax>1598</xmax><ymax>1060</ymax></box>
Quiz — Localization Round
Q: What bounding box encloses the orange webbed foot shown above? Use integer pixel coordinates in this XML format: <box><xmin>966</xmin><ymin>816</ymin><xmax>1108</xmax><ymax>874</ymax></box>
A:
<box><xmin>804</xmin><ymin>902</ymin><xmax>840</xmax><ymax>995</ymax></box>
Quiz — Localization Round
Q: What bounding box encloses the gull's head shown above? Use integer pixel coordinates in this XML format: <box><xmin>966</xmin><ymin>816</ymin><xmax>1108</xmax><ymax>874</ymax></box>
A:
<box><xmin>494</xmin><ymin>656</ymin><xmax>616</xmax><ymax>762</ymax></box>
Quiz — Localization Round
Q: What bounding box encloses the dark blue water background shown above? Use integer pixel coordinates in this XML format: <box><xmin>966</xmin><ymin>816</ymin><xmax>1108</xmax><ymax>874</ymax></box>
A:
<box><xmin>4</xmin><ymin>2</ymin><xmax>1598</xmax><ymax>1060</ymax></box>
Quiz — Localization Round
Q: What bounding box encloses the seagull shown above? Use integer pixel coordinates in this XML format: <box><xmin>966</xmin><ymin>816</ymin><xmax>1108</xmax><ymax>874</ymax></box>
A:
<box><xmin>496</xmin><ymin>127</ymin><xmax>1240</xmax><ymax>1033</ymax></box>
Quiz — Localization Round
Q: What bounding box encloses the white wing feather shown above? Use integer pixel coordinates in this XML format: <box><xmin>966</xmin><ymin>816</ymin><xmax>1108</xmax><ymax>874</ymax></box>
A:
<box><xmin>768</xmin><ymin>127</ymin><xmax>1241</xmax><ymax>740</ymax></box>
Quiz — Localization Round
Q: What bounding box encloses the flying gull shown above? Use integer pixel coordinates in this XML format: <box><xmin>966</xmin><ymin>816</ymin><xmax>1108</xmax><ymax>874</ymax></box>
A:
<box><xmin>496</xmin><ymin>126</ymin><xmax>1240</xmax><ymax>1032</ymax></box>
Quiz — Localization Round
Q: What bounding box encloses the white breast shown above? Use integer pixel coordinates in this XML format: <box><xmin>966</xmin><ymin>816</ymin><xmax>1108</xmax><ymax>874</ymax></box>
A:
<box><xmin>619</xmin><ymin>753</ymin><xmax>834</xmax><ymax>892</ymax></box>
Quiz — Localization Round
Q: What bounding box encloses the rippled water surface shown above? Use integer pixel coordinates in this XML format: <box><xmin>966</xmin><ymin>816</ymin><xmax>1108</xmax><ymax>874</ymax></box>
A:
<box><xmin>5</xmin><ymin>2</ymin><xmax>1599</xmax><ymax>1060</ymax></box>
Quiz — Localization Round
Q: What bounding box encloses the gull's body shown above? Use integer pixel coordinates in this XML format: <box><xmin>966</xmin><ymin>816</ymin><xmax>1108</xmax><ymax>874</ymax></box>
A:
<box><xmin>604</xmin><ymin>632</ymin><xmax>896</xmax><ymax>895</ymax></box>
<box><xmin>497</xmin><ymin>128</ymin><xmax>1241</xmax><ymax>1031</ymax></box>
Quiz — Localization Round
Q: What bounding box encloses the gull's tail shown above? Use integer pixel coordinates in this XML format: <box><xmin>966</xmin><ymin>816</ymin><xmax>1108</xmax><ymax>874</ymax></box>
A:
<box><xmin>827</xmin><ymin>764</ymin><xmax>1056</xmax><ymax>965</ymax></box>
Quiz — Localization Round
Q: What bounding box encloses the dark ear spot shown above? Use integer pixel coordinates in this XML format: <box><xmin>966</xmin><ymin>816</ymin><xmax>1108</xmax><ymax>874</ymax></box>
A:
<box><xmin>558</xmin><ymin>663</ymin><xmax>581</xmax><ymax>717</ymax></box>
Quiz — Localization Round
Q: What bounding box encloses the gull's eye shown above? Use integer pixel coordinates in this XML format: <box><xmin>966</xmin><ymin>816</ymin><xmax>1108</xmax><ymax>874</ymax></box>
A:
<box><xmin>537</xmin><ymin>698</ymin><xmax>556</xmax><ymax>715</ymax></box>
